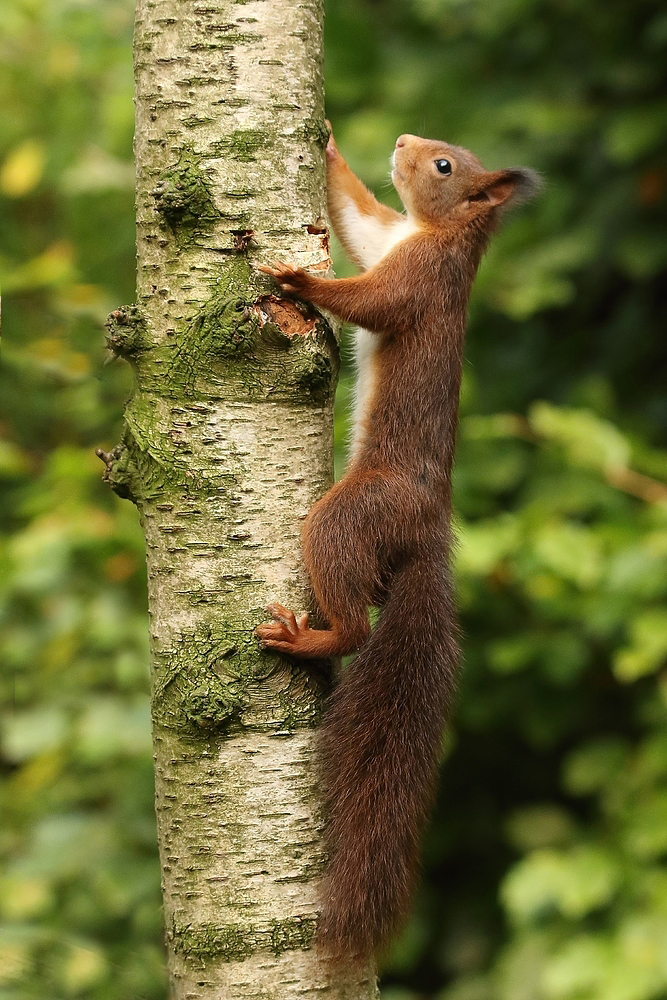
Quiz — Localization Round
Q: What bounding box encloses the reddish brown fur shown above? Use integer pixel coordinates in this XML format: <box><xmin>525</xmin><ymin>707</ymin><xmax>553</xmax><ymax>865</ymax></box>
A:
<box><xmin>256</xmin><ymin>130</ymin><xmax>539</xmax><ymax>959</ymax></box>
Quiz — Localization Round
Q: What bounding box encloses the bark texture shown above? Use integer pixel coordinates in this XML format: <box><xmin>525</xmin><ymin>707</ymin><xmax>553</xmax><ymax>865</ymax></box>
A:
<box><xmin>102</xmin><ymin>1</ymin><xmax>379</xmax><ymax>995</ymax></box>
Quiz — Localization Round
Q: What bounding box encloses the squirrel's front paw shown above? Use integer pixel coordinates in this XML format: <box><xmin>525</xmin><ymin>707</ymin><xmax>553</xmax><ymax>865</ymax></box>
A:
<box><xmin>258</xmin><ymin>262</ymin><xmax>311</xmax><ymax>297</ymax></box>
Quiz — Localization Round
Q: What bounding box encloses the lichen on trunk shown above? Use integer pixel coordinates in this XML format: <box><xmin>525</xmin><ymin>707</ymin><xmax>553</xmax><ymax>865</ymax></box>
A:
<box><xmin>98</xmin><ymin>0</ymin><xmax>380</xmax><ymax>995</ymax></box>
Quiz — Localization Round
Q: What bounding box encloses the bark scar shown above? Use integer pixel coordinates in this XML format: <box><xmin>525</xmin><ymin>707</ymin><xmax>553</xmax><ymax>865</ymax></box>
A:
<box><xmin>254</xmin><ymin>295</ymin><xmax>318</xmax><ymax>340</ymax></box>
<box><xmin>305</xmin><ymin>221</ymin><xmax>331</xmax><ymax>258</ymax></box>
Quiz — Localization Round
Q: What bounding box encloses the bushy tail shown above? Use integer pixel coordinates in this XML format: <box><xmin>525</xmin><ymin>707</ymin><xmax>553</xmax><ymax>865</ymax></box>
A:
<box><xmin>318</xmin><ymin>556</ymin><xmax>459</xmax><ymax>960</ymax></box>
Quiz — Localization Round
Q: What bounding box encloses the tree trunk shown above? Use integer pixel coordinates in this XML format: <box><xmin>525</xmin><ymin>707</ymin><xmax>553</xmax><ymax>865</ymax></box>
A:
<box><xmin>99</xmin><ymin>0</ymin><xmax>379</xmax><ymax>996</ymax></box>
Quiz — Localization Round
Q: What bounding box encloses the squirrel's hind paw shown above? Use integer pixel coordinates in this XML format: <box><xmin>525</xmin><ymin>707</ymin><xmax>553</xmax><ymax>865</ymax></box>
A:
<box><xmin>256</xmin><ymin>604</ymin><xmax>310</xmax><ymax>652</ymax></box>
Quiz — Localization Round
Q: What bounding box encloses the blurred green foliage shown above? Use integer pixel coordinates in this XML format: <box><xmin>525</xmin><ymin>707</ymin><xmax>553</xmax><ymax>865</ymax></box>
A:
<box><xmin>1</xmin><ymin>0</ymin><xmax>666</xmax><ymax>997</ymax></box>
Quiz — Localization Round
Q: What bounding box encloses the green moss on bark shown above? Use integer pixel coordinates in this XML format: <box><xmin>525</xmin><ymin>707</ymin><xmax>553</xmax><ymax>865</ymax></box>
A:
<box><xmin>152</xmin><ymin>625</ymin><xmax>257</xmax><ymax>732</ymax></box>
<box><xmin>302</xmin><ymin>116</ymin><xmax>329</xmax><ymax>147</ymax></box>
<box><xmin>169</xmin><ymin>916</ymin><xmax>317</xmax><ymax>962</ymax></box>
<box><xmin>276</xmin><ymin>665</ymin><xmax>330</xmax><ymax>730</ymax></box>
<box><xmin>114</xmin><ymin>414</ymin><xmax>190</xmax><ymax>503</ymax></box>
<box><xmin>269</xmin><ymin>916</ymin><xmax>317</xmax><ymax>955</ymax></box>
<box><xmin>95</xmin><ymin>431</ymin><xmax>142</xmax><ymax>503</ymax></box>
<box><xmin>193</xmin><ymin>293</ymin><xmax>257</xmax><ymax>358</ymax></box>
<box><xmin>293</xmin><ymin>343</ymin><xmax>334</xmax><ymax>401</ymax></box>
<box><xmin>212</xmin><ymin>128</ymin><xmax>267</xmax><ymax>161</ymax></box>
<box><xmin>152</xmin><ymin>621</ymin><xmax>326</xmax><ymax>734</ymax></box>
<box><xmin>168</xmin><ymin>258</ymin><xmax>261</xmax><ymax>392</ymax></box>
<box><xmin>171</xmin><ymin>921</ymin><xmax>254</xmax><ymax>961</ymax></box>
<box><xmin>153</xmin><ymin>148</ymin><xmax>218</xmax><ymax>229</ymax></box>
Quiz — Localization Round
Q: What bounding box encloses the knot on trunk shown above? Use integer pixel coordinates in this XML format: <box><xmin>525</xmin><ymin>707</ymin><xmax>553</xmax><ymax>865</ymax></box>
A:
<box><xmin>95</xmin><ymin>439</ymin><xmax>137</xmax><ymax>502</ymax></box>
<box><xmin>152</xmin><ymin>147</ymin><xmax>218</xmax><ymax>230</ymax></box>
<box><xmin>105</xmin><ymin>304</ymin><xmax>147</xmax><ymax>359</ymax></box>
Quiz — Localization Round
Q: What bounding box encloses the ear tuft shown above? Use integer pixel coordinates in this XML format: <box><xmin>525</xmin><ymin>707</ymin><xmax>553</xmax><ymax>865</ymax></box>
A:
<box><xmin>506</xmin><ymin>167</ymin><xmax>543</xmax><ymax>204</ymax></box>
<box><xmin>475</xmin><ymin>167</ymin><xmax>543</xmax><ymax>208</ymax></box>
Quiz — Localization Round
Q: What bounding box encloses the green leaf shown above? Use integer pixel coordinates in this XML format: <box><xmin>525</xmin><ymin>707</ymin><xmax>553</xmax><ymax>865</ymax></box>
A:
<box><xmin>495</xmin><ymin>932</ymin><xmax>553</xmax><ymax>1000</ymax></box>
<box><xmin>605</xmin><ymin>104</ymin><xmax>667</xmax><ymax>162</ymax></box>
<box><xmin>501</xmin><ymin>847</ymin><xmax>621</xmax><ymax>922</ymax></box>
<box><xmin>58</xmin><ymin>941</ymin><xmax>107</xmax><ymax>995</ymax></box>
<box><xmin>613</xmin><ymin>609</ymin><xmax>667</xmax><ymax>682</ymax></box>
<box><xmin>75</xmin><ymin>697</ymin><xmax>151</xmax><ymax>762</ymax></box>
<box><xmin>488</xmin><ymin>635</ymin><xmax>540</xmax><ymax>674</ymax></box>
<box><xmin>562</xmin><ymin>738</ymin><xmax>629</xmax><ymax>796</ymax></box>
<box><xmin>533</xmin><ymin>522</ymin><xmax>603</xmax><ymax>588</ymax></box>
<box><xmin>456</xmin><ymin>514</ymin><xmax>520</xmax><ymax>576</ymax></box>
<box><xmin>543</xmin><ymin>935</ymin><xmax>611</xmax><ymax>999</ymax></box>
<box><xmin>505</xmin><ymin>805</ymin><xmax>576</xmax><ymax>852</ymax></box>
<box><xmin>622</xmin><ymin>792</ymin><xmax>667</xmax><ymax>859</ymax></box>
<box><xmin>1</xmin><ymin>707</ymin><xmax>68</xmax><ymax>762</ymax></box>
<box><xmin>529</xmin><ymin>403</ymin><xmax>631</xmax><ymax>474</ymax></box>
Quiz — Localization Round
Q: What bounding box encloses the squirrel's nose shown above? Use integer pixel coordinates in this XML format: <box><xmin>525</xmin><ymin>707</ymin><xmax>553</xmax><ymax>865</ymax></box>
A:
<box><xmin>395</xmin><ymin>134</ymin><xmax>416</xmax><ymax>148</ymax></box>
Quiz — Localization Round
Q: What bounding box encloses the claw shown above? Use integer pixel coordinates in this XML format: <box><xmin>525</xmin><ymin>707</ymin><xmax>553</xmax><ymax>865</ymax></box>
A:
<box><xmin>258</xmin><ymin>263</ymin><xmax>281</xmax><ymax>277</ymax></box>
<box><xmin>257</xmin><ymin>261</ymin><xmax>307</xmax><ymax>296</ymax></box>
<box><xmin>265</xmin><ymin>602</ymin><xmax>298</xmax><ymax>635</ymax></box>
<box><xmin>256</xmin><ymin>602</ymin><xmax>312</xmax><ymax>653</ymax></box>
<box><xmin>256</xmin><ymin>622</ymin><xmax>291</xmax><ymax>643</ymax></box>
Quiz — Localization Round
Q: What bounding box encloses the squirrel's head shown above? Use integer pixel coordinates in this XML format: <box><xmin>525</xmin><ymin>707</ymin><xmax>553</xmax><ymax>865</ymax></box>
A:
<box><xmin>391</xmin><ymin>134</ymin><xmax>540</xmax><ymax>228</ymax></box>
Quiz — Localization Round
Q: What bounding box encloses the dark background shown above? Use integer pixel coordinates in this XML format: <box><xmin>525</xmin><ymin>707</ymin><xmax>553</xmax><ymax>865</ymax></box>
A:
<box><xmin>1</xmin><ymin>0</ymin><xmax>667</xmax><ymax>996</ymax></box>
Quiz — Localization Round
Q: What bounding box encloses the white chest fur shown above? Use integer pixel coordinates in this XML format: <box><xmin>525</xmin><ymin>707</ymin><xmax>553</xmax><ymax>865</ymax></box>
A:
<box><xmin>340</xmin><ymin>199</ymin><xmax>418</xmax><ymax>459</ymax></box>
<box><xmin>339</xmin><ymin>200</ymin><xmax>417</xmax><ymax>271</ymax></box>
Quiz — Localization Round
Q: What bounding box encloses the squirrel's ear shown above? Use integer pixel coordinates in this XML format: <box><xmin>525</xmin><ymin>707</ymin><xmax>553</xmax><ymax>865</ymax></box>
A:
<box><xmin>470</xmin><ymin>167</ymin><xmax>542</xmax><ymax>208</ymax></box>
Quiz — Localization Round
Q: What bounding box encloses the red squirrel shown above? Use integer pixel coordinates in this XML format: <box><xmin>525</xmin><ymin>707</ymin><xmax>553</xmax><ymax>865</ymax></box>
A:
<box><xmin>256</xmin><ymin>128</ymin><xmax>539</xmax><ymax>959</ymax></box>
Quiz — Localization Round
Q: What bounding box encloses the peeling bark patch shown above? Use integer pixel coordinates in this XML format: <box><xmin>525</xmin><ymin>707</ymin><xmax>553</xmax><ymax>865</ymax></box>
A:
<box><xmin>304</xmin><ymin>222</ymin><xmax>330</xmax><ymax>258</ymax></box>
<box><xmin>252</xmin><ymin>298</ymin><xmax>337</xmax><ymax>401</ymax></box>
<box><xmin>231</xmin><ymin>229</ymin><xmax>254</xmax><ymax>252</ymax></box>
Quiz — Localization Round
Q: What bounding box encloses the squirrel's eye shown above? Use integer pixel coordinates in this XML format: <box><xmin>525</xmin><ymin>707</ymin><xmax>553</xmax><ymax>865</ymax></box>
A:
<box><xmin>434</xmin><ymin>158</ymin><xmax>452</xmax><ymax>175</ymax></box>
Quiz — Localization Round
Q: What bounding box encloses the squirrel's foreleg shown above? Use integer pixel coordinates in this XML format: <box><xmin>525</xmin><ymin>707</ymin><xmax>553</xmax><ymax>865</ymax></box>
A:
<box><xmin>326</xmin><ymin>126</ymin><xmax>404</xmax><ymax>271</ymax></box>
<box><xmin>260</xmin><ymin>249</ymin><xmax>419</xmax><ymax>332</ymax></box>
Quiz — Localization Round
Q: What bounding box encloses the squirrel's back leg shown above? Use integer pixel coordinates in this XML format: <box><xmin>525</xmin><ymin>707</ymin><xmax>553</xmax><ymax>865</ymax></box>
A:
<box><xmin>256</xmin><ymin>472</ymin><xmax>401</xmax><ymax>658</ymax></box>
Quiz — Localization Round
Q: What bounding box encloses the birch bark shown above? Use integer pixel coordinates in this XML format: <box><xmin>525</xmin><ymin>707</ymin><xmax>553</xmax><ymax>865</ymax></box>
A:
<box><xmin>99</xmin><ymin>0</ymin><xmax>379</xmax><ymax>996</ymax></box>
